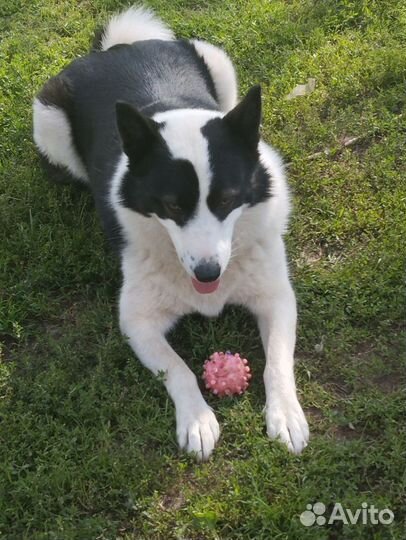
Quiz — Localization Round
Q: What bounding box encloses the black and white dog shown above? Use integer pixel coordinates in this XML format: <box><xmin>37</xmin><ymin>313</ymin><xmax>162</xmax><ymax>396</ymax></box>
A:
<box><xmin>33</xmin><ymin>6</ymin><xmax>309</xmax><ymax>460</ymax></box>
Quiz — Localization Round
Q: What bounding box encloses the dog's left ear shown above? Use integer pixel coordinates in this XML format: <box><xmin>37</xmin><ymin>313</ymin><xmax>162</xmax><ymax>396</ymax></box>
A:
<box><xmin>223</xmin><ymin>85</ymin><xmax>262</xmax><ymax>151</ymax></box>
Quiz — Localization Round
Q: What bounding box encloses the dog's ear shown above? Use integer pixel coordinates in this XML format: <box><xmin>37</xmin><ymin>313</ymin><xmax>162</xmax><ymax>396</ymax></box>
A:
<box><xmin>223</xmin><ymin>85</ymin><xmax>262</xmax><ymax>151</ymax></box>
<box><xmin>116</xmin><ymin>101</ymin><xmax>161</xmax><ymax>161</ymax></box>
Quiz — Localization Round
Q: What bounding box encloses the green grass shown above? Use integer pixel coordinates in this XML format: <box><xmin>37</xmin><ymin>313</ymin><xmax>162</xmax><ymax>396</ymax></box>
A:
<box><xmin>1</xmin><ymin>0</ymin><xmax>405</xmax><ymax>538</ymax></box>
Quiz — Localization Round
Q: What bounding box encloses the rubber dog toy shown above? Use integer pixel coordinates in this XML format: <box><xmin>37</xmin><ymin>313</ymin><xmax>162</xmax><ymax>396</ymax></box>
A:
<box><xmin>202</xmin><ymin>351</ymin><xmax>251</xmax><ymax>397</ymax></box>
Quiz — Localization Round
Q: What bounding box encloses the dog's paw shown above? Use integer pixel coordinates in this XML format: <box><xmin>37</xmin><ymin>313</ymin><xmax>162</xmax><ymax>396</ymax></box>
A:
<box><xmin>265</xmin><ymin>395</ymin><xmax>309</xmax><ymax>454</ymax></box>
<box><xmin>176</xmin><ymin>401</ymin><xmax>220</xmax><ymax>461</ymax></box>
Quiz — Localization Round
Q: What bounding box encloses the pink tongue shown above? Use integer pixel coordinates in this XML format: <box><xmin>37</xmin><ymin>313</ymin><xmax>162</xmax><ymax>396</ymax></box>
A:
<box><xmin>192</xmin><ymin>278</ymin><xmax>220</xmax><ymax>294</ymax></box>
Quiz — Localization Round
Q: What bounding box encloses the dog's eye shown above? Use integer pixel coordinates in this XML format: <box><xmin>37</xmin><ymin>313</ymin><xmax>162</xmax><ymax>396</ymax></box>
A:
<box><xmin>163</xmin><ymin>200</ymin><xmax>182</xmax><ymax>214</ymax></box>
<box><xmin>219</xmin><ymin>194</ymin><xmax>235</xmax><ymax>208</ymax></box>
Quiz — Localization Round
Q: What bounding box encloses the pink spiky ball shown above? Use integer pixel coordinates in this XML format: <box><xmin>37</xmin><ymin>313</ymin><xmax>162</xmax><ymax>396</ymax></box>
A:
<box><xmin>202</xmin><ymin>351</ymin><xmax>251</xmax><ymax>397</ymax></box>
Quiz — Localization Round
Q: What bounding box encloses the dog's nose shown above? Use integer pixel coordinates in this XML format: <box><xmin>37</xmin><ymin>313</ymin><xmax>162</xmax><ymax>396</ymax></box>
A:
<box><xmin>194</xmin><ymin>261</ymin><xmax>221</xmax><ymax>282</ymax></box>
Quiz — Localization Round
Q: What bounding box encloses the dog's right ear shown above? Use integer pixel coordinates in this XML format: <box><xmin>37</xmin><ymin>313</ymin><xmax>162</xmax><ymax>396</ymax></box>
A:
<box><xmin>116</xmin><ymin>101</ymin><xmax>161</xmax><ymax>161</ymax></box>
<box><xmin>223</xmin><ymin>85</ymin><xmax>262</xmax><ymax>152</ymax></box>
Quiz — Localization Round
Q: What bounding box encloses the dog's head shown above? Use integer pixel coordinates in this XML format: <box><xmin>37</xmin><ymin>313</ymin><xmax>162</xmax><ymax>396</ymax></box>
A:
<box><xmin>116</xmin><ymin>86</ymin><xmax>271</xmax><ymax>294</ymax></box>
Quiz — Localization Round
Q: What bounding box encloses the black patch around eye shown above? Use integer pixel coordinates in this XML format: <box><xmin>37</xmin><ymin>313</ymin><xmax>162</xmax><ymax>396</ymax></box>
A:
<box><xmin>201</xmin><ymin>118</ymin><xmax>271</xmax><ymax>221</ymax></box>
<box><xmin>120</xmin><ymin>145</ymin><xmax>199</xmax><ymax>227</ymax></box>
<box><xmin>207</xmin><ymin>190</ymin><xmax>242</xmax><ymax>221</ymax></box>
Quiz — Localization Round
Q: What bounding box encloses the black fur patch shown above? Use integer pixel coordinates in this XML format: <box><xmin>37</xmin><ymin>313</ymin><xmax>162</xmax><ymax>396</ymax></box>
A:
<box><xmin>202</xmin><ymin>117</ymin><xmax>271</xmax><ymax>221</ymax></box>
<box><xmin>120</xmin><ymin>142</ymin><xmax>200</xmax><ymax>227</ymax></box>
<box><xmin>37</xmin><ymin>75</ymin><xmax>73</xmax><ymax>117</ymax></box>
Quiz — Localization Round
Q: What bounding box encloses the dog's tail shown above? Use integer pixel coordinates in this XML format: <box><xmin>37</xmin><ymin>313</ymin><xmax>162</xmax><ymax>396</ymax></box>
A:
<box><xmin>99</xmin><ymin>5</ymin><xmax>175</xmax><ymax>51</ymax></box>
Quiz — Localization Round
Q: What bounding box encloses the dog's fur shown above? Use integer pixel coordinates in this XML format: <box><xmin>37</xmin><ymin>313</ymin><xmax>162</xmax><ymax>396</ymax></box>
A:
<box><xmin>33</xmin><ymin>5</ymin><xmax>309</xmax><ymax>460</ymax></box>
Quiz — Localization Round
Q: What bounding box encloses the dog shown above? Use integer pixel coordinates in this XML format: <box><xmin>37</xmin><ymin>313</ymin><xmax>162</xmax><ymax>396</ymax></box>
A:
<box><xmin>33</xmin><ymin>5</ymin><xmax>309</xmax><ymax>460</ymax></box>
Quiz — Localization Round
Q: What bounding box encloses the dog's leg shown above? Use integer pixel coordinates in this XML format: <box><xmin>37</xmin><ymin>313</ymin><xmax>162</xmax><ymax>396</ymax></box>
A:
<box><xmin>120</xmin><ymin>291</ymin><xmax>220</xmax><ymax>461</ymax></box>
<box><xmin>256</xmin><ymin>284</ymin><xmax>309</xmax><ymax>454</ymax></box>
<box><xmin>247</xmin><ymin>239</ymin><xmax>309</xmax><ymax>454</ymax></box>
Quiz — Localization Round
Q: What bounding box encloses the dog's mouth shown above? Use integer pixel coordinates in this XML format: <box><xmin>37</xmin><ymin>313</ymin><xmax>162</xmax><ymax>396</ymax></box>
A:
<box><xmin>191</xmin><ymin>278</ymin><xmax>220</xmax><ymax>294</ymax></box>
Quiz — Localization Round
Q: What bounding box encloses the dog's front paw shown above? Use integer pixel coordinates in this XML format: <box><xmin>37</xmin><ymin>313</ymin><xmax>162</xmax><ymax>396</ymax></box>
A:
<box><xmin>265</xmin><ymin>395</ymin><xmax>309</xmax><ymax>454</ymax></box>
<box><xmin>176</xmin><ymin>400</ymin><xmax>220</xmax><ymax>461</ymax></box>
